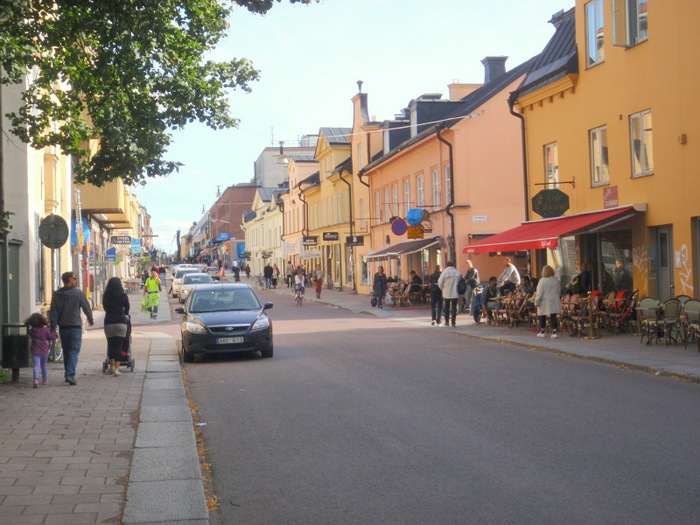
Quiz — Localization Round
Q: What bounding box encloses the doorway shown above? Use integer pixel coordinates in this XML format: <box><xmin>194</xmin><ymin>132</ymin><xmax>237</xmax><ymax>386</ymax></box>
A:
<box><xmin>654</xmin><ymin>225</ymin><xmax>674</xmax><ymax>301</ymax></box>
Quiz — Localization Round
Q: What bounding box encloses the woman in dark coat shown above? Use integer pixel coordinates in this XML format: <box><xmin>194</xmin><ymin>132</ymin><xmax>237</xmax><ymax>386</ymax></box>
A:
<box><xmin>373</xmin><ymin>266</ymin><xmax>389</xmax><ymax>309</ymax></box>
<box><xmin>102</xmin><ymin>277</ymin><xmax>130</xmax><ymax>376</ymax></box>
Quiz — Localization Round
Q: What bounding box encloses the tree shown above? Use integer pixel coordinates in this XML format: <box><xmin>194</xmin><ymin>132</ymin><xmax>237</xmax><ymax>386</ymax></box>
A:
<box><xmin>0</xmin><ymin>0</ymin><xmax>313</xmax><ymax>187</ymax></box>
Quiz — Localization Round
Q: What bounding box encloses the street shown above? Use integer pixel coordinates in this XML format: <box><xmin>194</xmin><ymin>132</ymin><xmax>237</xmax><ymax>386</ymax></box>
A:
<box><xmin>156</xmin><ymin>289</ymin><xmax>700</xmax><ymax>524</ymax></box>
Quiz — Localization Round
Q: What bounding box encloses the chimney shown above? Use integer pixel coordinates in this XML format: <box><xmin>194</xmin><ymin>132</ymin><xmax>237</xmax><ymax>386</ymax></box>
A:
<box><xmin>481</xmin><ymin>56</ymin><xmax>508</xmax><ymax>83</ymax></box>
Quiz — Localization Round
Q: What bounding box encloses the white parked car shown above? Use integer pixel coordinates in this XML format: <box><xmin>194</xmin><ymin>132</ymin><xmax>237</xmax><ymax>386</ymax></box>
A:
<box><xmin>172</xmin><ymin>268</ymin><xmax>200</xmax><ymax>298</ymax></box>
<box><xmin>178</xmin><ymin>273</ymin><xmax>214</xmax><ymax>304</ymax></box>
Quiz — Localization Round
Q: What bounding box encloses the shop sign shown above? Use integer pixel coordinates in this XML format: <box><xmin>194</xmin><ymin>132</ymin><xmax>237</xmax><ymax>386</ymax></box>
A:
<box><xmin>300</xmin><ymin>249</ymin><xmax>321</xmax><ymax>260</ymax></box>
<box><xmin>603</xmin><ymin>186</ymin><xmax>618</xmax><ymax>209</ymax></box>
<box><xmin>323</xmin><ymin>232</ymin><xmax>339</xmax><ymax>241</ymax></box>
<box><xmin>302</xmin><ymin>236</ymin><xmax>318</xmax><ymax>246</ymax></box>
<box><xmin>111</xmin><ymin>235</ymin><xmax>131</xmax><ymax>244</ymax></box>
<box><xmin>531</xmin><ymin>189</ymin><xmax>570</xmax><ymax>218</ymax></box>
<box><xmin>346</xmin><ymin>235</ymin><xmax>364</xmax><ymax>246</ymax></box>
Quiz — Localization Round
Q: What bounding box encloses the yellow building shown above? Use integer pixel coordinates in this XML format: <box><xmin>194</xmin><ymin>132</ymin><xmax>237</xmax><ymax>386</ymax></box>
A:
<box><xmin>300</xmin><ymin>128</ymin><xmax>353</xmax><ymax>289</ymax></box>
<box><xmin>468</xmin><ymin>2</ymin><xmax>699</xmax><ymax>301</ymax></box>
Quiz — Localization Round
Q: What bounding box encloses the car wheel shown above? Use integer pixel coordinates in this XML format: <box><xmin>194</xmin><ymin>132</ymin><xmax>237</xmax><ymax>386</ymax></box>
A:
<box><xmin>261</xmin><ymin>343</ymin><xmax>273</xmax><ymax>359</ymax></box>
<box><xmin>183</xmin><ymin>349</ymin><xmax>195</xmax><ymax>363</ymax></box>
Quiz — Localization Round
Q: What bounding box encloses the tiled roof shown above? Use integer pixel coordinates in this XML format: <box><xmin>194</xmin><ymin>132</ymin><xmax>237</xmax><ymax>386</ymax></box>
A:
<box><xmin>514</xmin><ymin>8</ymin><xmax>577</xmax><ymax>99</ymax></box>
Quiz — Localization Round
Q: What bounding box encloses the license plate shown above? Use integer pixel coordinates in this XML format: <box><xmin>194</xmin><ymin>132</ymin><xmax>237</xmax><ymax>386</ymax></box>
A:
<box><xmin>217</xmin><ymin>337</ymin><xmax>244</xmax><ymax>345</ymax></box>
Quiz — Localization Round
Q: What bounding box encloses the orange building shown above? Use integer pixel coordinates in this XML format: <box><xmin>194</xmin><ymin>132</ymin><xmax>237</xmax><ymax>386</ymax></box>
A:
<box><xmin>360</xmin><ymin>56</ymin><xmax>536</xmax><ymax>284</ymax></box>
<box><xmin>466</xmin><ymin>2</ymin><xmax>700</xmax><ymax>301</ymax></box>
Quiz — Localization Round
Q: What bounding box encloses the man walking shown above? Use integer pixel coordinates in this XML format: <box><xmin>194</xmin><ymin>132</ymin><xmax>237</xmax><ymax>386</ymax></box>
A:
<box><xmin>263</xmin><ymin>263</ymin><xmax>274</xmax><ymax>289</ymax></box>
<box><xmin>429</xmin><ymin>265</ymin><xmax>443</xmax><ymax>326</ymax></box>
<box><xmin>438</xmin><ymin>261</ymin><xmax>462</xmax><ymax>327</ymax></box>
<box><xmin>49</xmin><ymin>271</ymin><xmax>94</xmax><ymax>385</ymax></box>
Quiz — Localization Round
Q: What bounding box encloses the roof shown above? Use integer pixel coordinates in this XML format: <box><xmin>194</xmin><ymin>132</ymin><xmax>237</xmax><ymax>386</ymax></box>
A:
<box><xmin>291</xmin><ymin>155</ymin><xmax>317</xmax><ymax>163</ymax></box>
<box><xmin>514</xmin><ymin>8</ymin><xmax>577</xmax><ymax>99</ymax></box>
<box><xmin>257</xmin><ymin>187</ymin><xmax>278</xmax><ymax>202</ymax></box>
<box><xmin>360</xmin><ymin>55</ymin><xmax>538</xmax><ymax>173</ymax></box>
<box><xmin>320</xmin><ymin>127</ymin><xmax>352</xmax><ymax>145</ymax></box>
<box><xmin>298</xmin><ymin>172</ymin><xmax>320</xmax><ymax>188</ymax></box>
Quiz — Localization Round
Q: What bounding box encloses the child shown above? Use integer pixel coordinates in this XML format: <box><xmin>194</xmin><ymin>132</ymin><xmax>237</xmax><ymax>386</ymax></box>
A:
<box><xmin>25</xmin><ymin>312</ymin><xmax>58</xmax><ymax>388</ymax></box>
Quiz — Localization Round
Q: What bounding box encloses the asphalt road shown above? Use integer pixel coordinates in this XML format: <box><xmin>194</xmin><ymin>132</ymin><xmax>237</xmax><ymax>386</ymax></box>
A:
<box><xmin>169</xmin><ymin>289</ymin><xmax>700</xmax><ymax>525</ymax></box>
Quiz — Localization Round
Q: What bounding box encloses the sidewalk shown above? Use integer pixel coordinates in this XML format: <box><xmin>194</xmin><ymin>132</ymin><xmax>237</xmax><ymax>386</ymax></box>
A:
<box><xmin>263</xmin><ymin>280</ymin><xmax>700</xmax><ymax>383</ymax></box>
<box><xmin>0</xmin><ymin>285</ymin><xmax>208</xmax><ymax>524</ymax></box>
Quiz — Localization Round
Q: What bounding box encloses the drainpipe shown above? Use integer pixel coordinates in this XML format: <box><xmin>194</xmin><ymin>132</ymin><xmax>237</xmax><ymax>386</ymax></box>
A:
<box><xmin>357</xmin><ymin>168</ymin><xmax>370</xmax><ymax>188</ymax></box>
<box><xmin>436</xmin><ymin>125</ymin><xmax>455</xmax><ymax>263</ymax></box>
<box><xmin>340</xmin><ymin>170</ymin><xmax>356</xmax><ymax>291</ymax></box>
<box><xmin>508</xmin><ymin>92</ymin><xmax>530</xmax><ymax>222</ymax></box>
<box><xmin>297</xmin><ymin>185</ymin><xmax>308</xmax><ymax>237</ymax></box>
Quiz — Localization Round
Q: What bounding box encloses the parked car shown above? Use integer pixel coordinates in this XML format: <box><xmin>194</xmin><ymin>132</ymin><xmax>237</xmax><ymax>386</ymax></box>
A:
<box><xmin>205</xmin><ymin>265</ymin><xmax>221</xmax><ymax>280</ymax></box>
<box><xmin>175</xmin><ymin>283</ymin><xmax>273</xmax><ymax>362</ymax></box>
<box><xmin>172</xmin><ymin>268</ymin><xmax>200</xmax><ymax>298</ymax></box>
<box><xmin>178</xmin><ymin>273</ymin><xmax>214</xmax><ymax>304</ymax></box>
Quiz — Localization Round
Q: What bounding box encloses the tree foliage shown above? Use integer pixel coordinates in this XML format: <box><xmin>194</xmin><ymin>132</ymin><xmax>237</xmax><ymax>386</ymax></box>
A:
<box><xmin>0</xmin><ymin>0</ymin><xmax>313</xmax><ymax>187</ymax></box>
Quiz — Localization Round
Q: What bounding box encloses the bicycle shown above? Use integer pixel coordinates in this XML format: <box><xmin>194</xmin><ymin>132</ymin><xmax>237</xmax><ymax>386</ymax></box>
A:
<box><xmin>294</xmin><ymin>285</ymin><xmax>304</xmax><ymax>306</ymax></box>
<box><xmin>255</xmin><ymin>276</ymin><xmax>264</xmax><ymax>291</ymax></box>
<box><xmin>48</xmin><ymin>337</ymin><xmax>63</xmax><ymax>362</ymax></box>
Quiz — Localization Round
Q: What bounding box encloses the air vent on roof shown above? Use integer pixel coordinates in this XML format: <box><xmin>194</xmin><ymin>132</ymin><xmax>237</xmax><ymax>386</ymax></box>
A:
<box><xmin>417</xmin><ymin>93</ymin><xmax>442</xmax><ymax>101</ymax></box>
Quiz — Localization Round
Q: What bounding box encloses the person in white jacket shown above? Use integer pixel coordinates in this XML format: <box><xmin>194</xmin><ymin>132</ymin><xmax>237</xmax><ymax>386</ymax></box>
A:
<box><xmin>534</xmin><ymin>264</ymin><xmax>562</xmax><ymax>338</ymax></box>
<box><xmin>438</xmin><ymin>261</ymin><xmax>462</xmax><ymax>327</ymax></box>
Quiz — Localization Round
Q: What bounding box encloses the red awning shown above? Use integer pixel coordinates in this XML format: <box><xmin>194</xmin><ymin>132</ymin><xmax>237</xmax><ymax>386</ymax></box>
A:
<box><xmin>463</xmin><ymin>205</ymin><xmax>644</xmax><ymax>254</ymax></box>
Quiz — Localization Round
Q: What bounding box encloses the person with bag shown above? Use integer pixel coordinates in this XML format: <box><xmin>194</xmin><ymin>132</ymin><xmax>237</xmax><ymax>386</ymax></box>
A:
<box><xmin>438</xmin><ymin>261</ymin><xmax>462</xmax><ymax>327</ymax></box>
<box><xmin>534</xmin><ymin>264</ymin><xmax>562</xmax><ymax>338</ymax></box>
<box><xmin>103</xmin><ymin>277</ymin><xmax>130</xmax><ymax>376</ymax></box>
<box><xmin>373</xmin><ymin>266</ymin><xmax>388</xmax><ymax>309</ymax></box>
<box><xmin>313</xmin><ymin>264</ymin><xmax>324</xmax><ymax>299</ymax></box>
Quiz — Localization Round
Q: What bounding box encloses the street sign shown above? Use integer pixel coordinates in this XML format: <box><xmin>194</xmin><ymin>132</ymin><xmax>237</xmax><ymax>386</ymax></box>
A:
<box><xmin>111</xmin><ymin>235</ymin><xmax>131</xmax><ymax>244</ymax></box>
<box><xmin>38</xmin><ymin>214</ymin><xmax>69</xmax><ymax>249</ymax></box>
<box><xmin>532</xmin><ymin>189</ymin><xmax>570</xmax><ymax>218</ymax></box>
<box><xmin>105</xmin><ymin>247</ymin><xmax>117</xmax><ymax>261</ymax></box>
<box><xmin>407</xmin><ymin>225</ymin><xmax>424</xmax><ymax>239</ymax></box>
<box><xmin>391</xmin><ymin>218</ymin><xmax>408</xmax><ymax>236</ymax></box>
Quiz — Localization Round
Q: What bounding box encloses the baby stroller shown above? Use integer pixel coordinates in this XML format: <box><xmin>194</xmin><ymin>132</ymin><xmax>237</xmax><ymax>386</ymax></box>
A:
<box><xmin>472</xmin><ymin>289</ymin><xmax>483</xmax><ymax>324</ymax></box>
<box><xmin>102</xmin><ymin>318</ymin><xmax>135</xmax><ymax>373</ymax></box>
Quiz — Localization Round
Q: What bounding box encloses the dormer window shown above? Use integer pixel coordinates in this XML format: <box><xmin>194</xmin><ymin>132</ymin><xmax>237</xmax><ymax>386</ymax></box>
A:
<box><xmin>585</xmin><ymin>0</ymin><xmax>605</xmax><ymax>67</ymax></box>
<box><xmin>613</xmin><ymin>0</ymin><xmax>648</xmax><ymax>47</ymax></box>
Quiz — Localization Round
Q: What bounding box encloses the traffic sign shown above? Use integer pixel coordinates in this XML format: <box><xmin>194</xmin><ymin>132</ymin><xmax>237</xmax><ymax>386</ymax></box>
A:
<box><xmin>38</xmin><ymin>214</ymin><xmax>69</xmax><ymax>249</ymax></box>
<box><xmin>391</xmin><ymin>218</ymin><xmax>408</xmax><ymax>236</ymax></box>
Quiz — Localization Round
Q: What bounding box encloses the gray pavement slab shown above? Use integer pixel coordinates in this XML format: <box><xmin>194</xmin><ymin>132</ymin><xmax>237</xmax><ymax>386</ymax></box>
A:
<box><xmin>135</xmin><ymin>422</ymin><xmax>196</xmax><ymax>449</ymax></box>
<box><xmin>130</xmin><ymin>447</ymin><xmax>202</xmax><ymax>482</ymax></box>
<box><xmin>123</xmin><ymin>479</ymin><xmax>208</xmax><ymax>524</ymax></box>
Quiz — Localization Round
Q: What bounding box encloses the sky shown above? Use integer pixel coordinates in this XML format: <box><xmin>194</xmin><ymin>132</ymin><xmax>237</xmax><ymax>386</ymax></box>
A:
<box><xmin>134</xmin><ymin>0</ymin><xmax>574</xmax><ymax>253</ymax></box>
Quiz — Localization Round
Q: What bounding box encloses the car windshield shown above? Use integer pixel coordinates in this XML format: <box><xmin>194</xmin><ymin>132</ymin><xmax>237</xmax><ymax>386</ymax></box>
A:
<box><xmin>189</xmin><ymin>289</ymin><xmax>262</xmax><ymax>313</ymax></box>
<box><xmin>183</xmin><ymin>274</ymin><xmax>213</xmax><ymax>285</ymax></box>
<box><xmin>176</xmin><ymin>269</ymin><xmax>198</xmax><ymax>279</ymax></box>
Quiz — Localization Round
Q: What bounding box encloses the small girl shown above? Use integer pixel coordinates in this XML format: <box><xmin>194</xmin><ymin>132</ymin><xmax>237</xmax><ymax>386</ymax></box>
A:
<box><xmin>25</xmin><ymin>312</ymin><xmax>58</xmax><ymax>388</ymax></box>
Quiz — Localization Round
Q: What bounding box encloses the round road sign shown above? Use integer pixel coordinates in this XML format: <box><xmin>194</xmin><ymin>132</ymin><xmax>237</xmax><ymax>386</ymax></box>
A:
<box><xmin>391</xmin><ymin>218</ymin><xmax>408</xmax><ymax>235</ymax></box>
<box><xmin>38</xmin><ymin>214</ymin><xmax>69</xmax><ymax>249</ymax></box>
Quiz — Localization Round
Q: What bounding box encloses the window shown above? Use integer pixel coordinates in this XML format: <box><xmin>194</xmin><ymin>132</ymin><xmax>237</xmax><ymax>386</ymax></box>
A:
<box><xmin>613</xmin><ymin>0</ymin><xmax>648</xmax><ymax>47</ymax></box>
<box><xmin>416</xmin><ymin>174</ymin><xmax>425</xmax><ymax>208</ymax></box>
<box><xmin>392</xmin><ymin>184</ymin><xmax>399</xmax><ymax>216</ymax></box>
<box><xmin>432</xmin><ymin>168</ymin><xmax>441</xmax><ymax>209</ymax></box>
<box><xmin>374</xmin><ymin>191</ymin><xmax>381</xmax><ymax>225</ymax></box>
<box><xmin>384</xmin><ymin>188</ymin><xmax>391</xmax><ymax>221</ymax></box>
<box><xmin>359</xmin><ymin>199</ymin><xmax>366</xmax><ymax>229</ymax></box>
<box><xmin>585</xmin><ymin>0</ymin><xmax>605</xmax><ymax>67</ymax></box>
<box><xmin>357</xmin><ymin>143</ymin><xmax>364</xmax><ymax>170</ymax></box>
<box><xmin>403</xmin><ymin>179</ymin><xmax>411</xmax><ymax>216</ymax></box>
<box><xmin>544</xmin><ymin>143</ymin><xmax>559</xmax><ymax>188</ymax></box>
<box><xmin>444</xmin><ymin>164</ymin><xmax>452</xmax><ymax>205</ymax></box>
<box><xmin>590</xmin><ymin>126</ymin><xmax>609</xmax><ymax>186</ymax></box>
<box><xmin>630</xmin><ymin>110</ymin><xmax>654</xmax><ymax>177</ymax></box>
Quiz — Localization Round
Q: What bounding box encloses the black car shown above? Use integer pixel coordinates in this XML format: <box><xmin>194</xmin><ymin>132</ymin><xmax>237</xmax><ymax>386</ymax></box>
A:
<box><xmin>175</xmin><ymin>283</ymin><xmax>273</xmax><ymax>362</ymax></box>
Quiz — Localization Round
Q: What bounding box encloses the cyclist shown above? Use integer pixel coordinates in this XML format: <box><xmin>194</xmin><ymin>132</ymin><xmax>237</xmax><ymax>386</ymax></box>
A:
<box><xmin>294</xmin><ymin>269</ymin><xmax>305</xmax><ymax>304</ymax></box>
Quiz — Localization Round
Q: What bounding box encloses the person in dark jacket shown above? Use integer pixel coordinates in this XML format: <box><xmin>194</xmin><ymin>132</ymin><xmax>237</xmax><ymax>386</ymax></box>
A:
<box><xmin>49</xmin><ymin>271</ymin><xmax>94</xmax><ymax>385</ymax></box>
<box><xmin>264</xmin><ymin>263</ymin><xmax>274</xmax><ymax>289</ymax></box>
<box><xmin>373</xmin><ymin>266</ymin><xmax>388</xmax><ymax>309</ymax></box>
<box><xmin>102</xmin><ymin>277</ymin><xmax>130</xmax><ymax>377</ymax></box>
<box><xmin>463</xmin><ymin>260</ymin><xmax>480</xmax><ymax>314</ymax></box>
<box><xmin>429</xmin><ymin>265</ymin><xmax>443</xmax><ymax>325</ymax></box>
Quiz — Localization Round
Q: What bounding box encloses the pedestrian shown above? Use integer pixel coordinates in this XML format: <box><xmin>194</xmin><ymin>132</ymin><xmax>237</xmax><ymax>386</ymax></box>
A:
<box><xmin>373</xmin><ymin>266</ymin><xmax>388</xmax><ymax>309</ymax></box>
<box><xmin>273</xmin><ymin>263</ymin><xmax>281</xmax><ymax>288</ymax></box>
<box><xmin>438</xmin><ymin>260</ymin><xmax>461</xmax><ymax>327</ymax></box>
<box><xmin>102</xmin><ymin>277</ymin><xmax>130</xmax><ymax>376</ymax></box>
<box><xmin>481</xmin><ymin>276</ymin><xmax>501</xmax><ymax>323</ymax></box>
<box><xmin>313</xmin><ymin>264</ymin><xmax>324</xmax><ymax>299</ymax></box>
<box><xmin>428</xmin><ymin>265</ymin><xmax>443</xmax><ymax>325</ymax></box>
<box><xmin>463</xmin><ymin>260</ymin><xmax>480</xmax><ymax>314</ymax></box>
<box><xmin>48</xmin><ymin>271</ymin><xmax>94</xmax><ymax>386</ymax></box>
<box><xmin>245</xmin><ymin>264</ymin><xmax>250</xmax><ymax>278</ymax></box>
<box><xmin>286</xmin><ymin>260</ymin><xmax>294</xmax><ymax>288</ymax></box>
<box><xmin>497</xmin><ymin>256</ymin><xmax>521</xmax><ymax>294</ymax></box>
<box><xmin>25</xmin><ymin>312</ymin><xmax>58</xmax><ymax>388</ymax></box>
<box><xmin>534</xmin><ymin>264</ymin><xmax>562</xmax><ymax>339</ymax></box>
<box><xmin>613</xmin><ymin>259</ymin><xmax>632</xmax><ymax>293</ymax></box>
<box><xmin>263</xmin><ymin>263</ymin><xmax>274</xmax><ymax>289</ymax></box>
<box><xmin>158</xmin><ymin>265</ymin><xmax>166</xmax><ymax>291</ymax></box>
<box><xmin>142</xmin><ymin>268</ymin><xmax>161</xmax><ymax>319</ymax></box>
